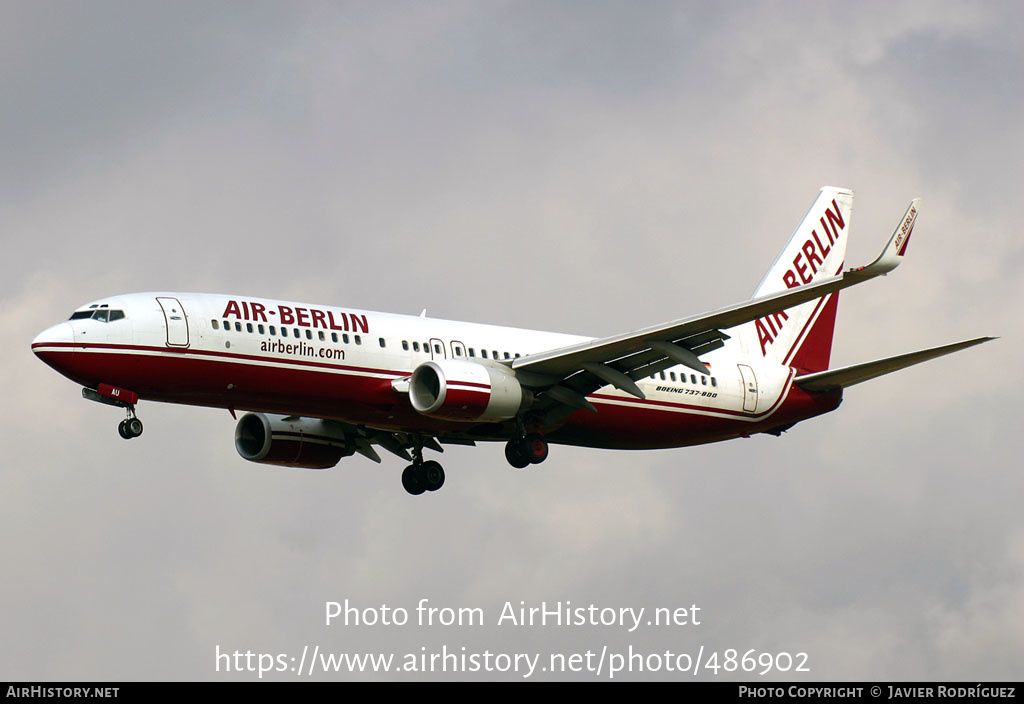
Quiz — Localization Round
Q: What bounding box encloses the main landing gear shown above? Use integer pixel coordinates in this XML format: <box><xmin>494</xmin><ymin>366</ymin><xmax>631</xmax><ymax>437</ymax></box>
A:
<box><xmin>505</xmin><ymin>432</ymin><xmax>548</xmax><ymax>469</ymax></box>
<box><xmin>401</xmin><ymin>445</ymin><xmax>445</xmax><ymax>495</ymax></box>
<box><xmin>117</xmin><ymin>407</ymin><xmax>144</xmax><ymax>440</ymax></box>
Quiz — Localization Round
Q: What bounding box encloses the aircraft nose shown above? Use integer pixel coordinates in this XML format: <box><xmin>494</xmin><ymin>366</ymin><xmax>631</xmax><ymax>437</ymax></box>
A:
<box><xmin>32</xmin><ymin>322</ymin><xmax>74</xmax><ymax>355</ymax></box>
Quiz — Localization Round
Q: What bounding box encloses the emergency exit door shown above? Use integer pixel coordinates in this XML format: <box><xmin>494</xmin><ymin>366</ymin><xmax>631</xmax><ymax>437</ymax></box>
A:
<box><xmin>737</xmin><ymin>364</ymin><xmax>758</xmax><ymax>413</ymax></box>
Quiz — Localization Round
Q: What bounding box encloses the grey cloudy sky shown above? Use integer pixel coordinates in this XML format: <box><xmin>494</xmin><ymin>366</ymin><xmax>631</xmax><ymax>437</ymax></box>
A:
<box><xmin>1</xmin><ymin>1</ymin><xmax>1021</xmax><ymax>681</ymax></box>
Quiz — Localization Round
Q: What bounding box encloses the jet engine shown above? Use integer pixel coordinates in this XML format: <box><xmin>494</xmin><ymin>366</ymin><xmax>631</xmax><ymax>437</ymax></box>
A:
<box><xmin>409</xmin><ymin>359</ymin><xmax>528</xmax><ymax>422</ymax></box>
<box><xmin>234</xmin><ymin>412</ymin><xmax>354</xmax><ymax>469</ymax></box>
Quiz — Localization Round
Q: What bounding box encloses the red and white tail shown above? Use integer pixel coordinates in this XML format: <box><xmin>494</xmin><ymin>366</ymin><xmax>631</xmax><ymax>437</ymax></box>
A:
<box><xmin>734</xmin><ymin>187</ymin><xmax>854</xmax><ymax>372</ymax></box>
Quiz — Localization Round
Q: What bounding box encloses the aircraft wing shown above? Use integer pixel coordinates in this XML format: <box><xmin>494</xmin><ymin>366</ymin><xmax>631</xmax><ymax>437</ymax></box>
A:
<box><xmin>323</xmin><ymin>418</ymin><xmax>473</xmax><ymax>464</ymax></box>
<box><xmin>511</xmin><ymin>200</ymin><xmax>921</xmax><ymax>413</ymax></box>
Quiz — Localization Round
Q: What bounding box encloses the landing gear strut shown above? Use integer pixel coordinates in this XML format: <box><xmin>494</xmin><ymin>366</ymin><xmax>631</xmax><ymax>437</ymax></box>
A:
<box><xmin>401</xmin><ymin>444</ymin><xmax>445</xmax><ymax>495</ymax></box>
<box><xmin>117</xmin><ymin>407</ymin><xmax>143</xmax><ymax>440</ymax></box>
<box><xmin>505</xmin><ymin>431</ymin><xmax>548</xmax><ymax>469</ymax></box>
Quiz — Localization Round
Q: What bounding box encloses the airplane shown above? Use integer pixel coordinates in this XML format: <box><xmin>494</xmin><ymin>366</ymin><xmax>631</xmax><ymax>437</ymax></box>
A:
<box><xmin>31</xmin><ymin>187</ymin><xmax>993</xmax><ymax>495</ymax></box>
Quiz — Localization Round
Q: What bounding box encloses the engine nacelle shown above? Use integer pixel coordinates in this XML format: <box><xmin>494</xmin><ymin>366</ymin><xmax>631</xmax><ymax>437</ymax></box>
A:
<box><xmin>409</xmin><ymin>359</ymin><xmax>527</xmax><ymax>422</ymax></box>
<box><xmin>234</xmin><ymin>412</ymin><xmax>354</xmax><ymax>469</ymax></box>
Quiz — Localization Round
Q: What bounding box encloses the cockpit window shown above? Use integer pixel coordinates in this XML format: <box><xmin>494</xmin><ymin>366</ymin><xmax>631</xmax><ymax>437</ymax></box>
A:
<box><xmin>69</xmin><ymin>309</ymin><xmax>126</xmax><ymax>322</ymax></box>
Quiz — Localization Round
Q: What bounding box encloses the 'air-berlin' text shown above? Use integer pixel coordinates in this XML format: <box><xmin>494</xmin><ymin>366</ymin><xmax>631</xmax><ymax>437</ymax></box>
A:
<box><xmin>222</xmin><ymin>299</ymin><xmax>369</xmax><ymax>334</ymax></box>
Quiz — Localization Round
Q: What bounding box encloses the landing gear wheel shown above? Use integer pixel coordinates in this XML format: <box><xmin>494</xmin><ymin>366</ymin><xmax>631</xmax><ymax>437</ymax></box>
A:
<box><xmin>118</xmin><ymin>419</ymin><xmax>132</xmax><ymax>440</ymax></box>
<box><xmin>402</xmin><ymin>464</ymin><xmax>426</xmax><ymax>495</ymax></box>
<box><xmin>524</xmin><ymin>432</ymin><xmax>548</xmax><ymax>464</ymax></box>
<box><xmin>422</xmin><ymin>460</ymin><xmax>445</xmax><ymax>492</ymax></box>
<box><xmin>126</xmin><ymin>418</ymin><xmax>143</xmax><ymax>438</ymax></box>
<box><xmin>505</xmin><ymin>439</ymin><xmax>530</xmax><ymax>469</ymax></box>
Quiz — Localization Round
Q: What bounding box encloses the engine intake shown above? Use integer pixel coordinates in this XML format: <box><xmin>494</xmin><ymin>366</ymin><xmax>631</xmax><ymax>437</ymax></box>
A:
<box><xmin>409</xmin><ymin>359</ymin><xmax>527</xmax><ymax>422</ymax></box>
<box><xmin>234</xmin><ymin>412</ymin><xmax>353</xmax><ymax>469</ymax></box>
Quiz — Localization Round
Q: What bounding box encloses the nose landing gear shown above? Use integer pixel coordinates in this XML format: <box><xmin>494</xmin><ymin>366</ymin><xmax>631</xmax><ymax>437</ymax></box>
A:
<box><xmin>82</xmin><ymin>386</ymin><xmax>144</xmax><ymax>440</ymax></box>
<box><xmin>117</xmin><ymin>409</ymin><xmax>144</xmax><ymax>440</ymax></box>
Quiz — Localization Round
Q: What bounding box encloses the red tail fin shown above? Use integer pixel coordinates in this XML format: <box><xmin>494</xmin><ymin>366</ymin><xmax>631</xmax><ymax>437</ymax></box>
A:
<box><xmin>787</xmin><ymin>291</ymin><xmax>840</xmax><ymax>373</ymax></box>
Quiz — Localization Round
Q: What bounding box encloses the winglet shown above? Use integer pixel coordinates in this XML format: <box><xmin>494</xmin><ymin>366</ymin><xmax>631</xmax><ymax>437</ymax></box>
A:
<box><xmin>856</xmin><ymin>199</ymin><xmax>920</xmax><ymax>276</ymax></box>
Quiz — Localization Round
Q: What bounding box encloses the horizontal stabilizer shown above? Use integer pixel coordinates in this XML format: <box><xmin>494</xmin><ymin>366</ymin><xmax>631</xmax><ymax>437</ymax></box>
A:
<box><xmin>795</xmin><ymin>337</ymin><xmax>995</xmax><ymax>391</ymax></box>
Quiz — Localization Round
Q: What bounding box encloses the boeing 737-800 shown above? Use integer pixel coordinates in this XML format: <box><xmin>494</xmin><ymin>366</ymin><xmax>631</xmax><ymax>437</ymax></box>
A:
<box><xmin>32</xmin><ymin>188</ymin><xmax>992</xmax><ymax>494</ymax></box>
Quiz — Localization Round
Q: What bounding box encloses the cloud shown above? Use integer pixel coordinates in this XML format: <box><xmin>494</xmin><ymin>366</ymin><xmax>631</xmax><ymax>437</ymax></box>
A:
<box><xmin>1</xmin><ymin>1</ymin><xmax>1020</xmax><ymax>680</ymax></box>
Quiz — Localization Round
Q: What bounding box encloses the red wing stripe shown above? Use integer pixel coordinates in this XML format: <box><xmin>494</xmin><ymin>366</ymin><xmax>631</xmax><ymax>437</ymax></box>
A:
<box><xmin>897</xmin><ymin>221</ymin><xmax>914</xmax><ymax>256</ymax></box>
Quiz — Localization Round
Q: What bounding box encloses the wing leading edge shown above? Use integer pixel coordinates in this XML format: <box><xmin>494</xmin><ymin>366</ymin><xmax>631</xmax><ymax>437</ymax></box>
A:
<box><xmin>511</xmin><ymin>199</ymin><xmax>923</xmax><ymax>400</ymax></box>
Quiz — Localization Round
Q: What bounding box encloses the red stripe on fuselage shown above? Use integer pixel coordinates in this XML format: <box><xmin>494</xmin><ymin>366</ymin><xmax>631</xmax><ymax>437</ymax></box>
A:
<box><xmin>557</xmin><ymin>382</ymin><xmax>841</xmax><ymax>449</ymax></box>
<box><xmin>35</xmin><ymin>342</ymin><xmax>841</xmax><ymax>449</ymax></box>
<box><xmin>589</xmin><ymin>373</ymin><xmax>790</xmax><ymax>420</ymax></box>
<box><xmin>32</xmin><ymin>341</ymin><xmax>402</xmax><ymax>378</ymax></box>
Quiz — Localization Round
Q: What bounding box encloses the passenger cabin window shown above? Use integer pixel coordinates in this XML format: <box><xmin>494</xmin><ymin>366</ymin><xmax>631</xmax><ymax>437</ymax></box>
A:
<box><xmin>701</xmin><ymin>376</ymin><xmax>707</xmax><ymax>385</ymax></box>
<box><xmin>258</xmin><ymin>324</ymin><xmax>265</xmax><ymax>334</ymax></box>
<box><xmin>331</xmin><ymin>333</ymin><xmax>338</xmax><ymax>343</ymax></box>
<box><xmin>690</xmin><ymin>374</ymin><xmax>697</xmax><ymax>384</ymax></box>
<box><xmin>246</xmin><ymin>323</ymin><xmax>253</xmax><ymax>333</ymax></box>
<box><xmin>503</xmin><ymin>352</ymin><xmax>510</xmax><ymax>360</ymax></box>
<box><xmin>402</xmin><ymin>341</ymin><xmax>409</xmax><ymax>351</ymax></box>
<box><xmin>481</xmin><ymin>350</ymin><xmax>488</xmax><ymax>359</ymax></box>
<box><xmin>711</xmin><ymin>378</ymin><xmax>717</xmax><ymax>387</ymax></box>
<box><xmin>434</xmin><ymin>344</ymin><xmax>441</xmax><ymax>354</ymax></box>
<box><xmin>379</xmin><ymin>337</ymin><xmax>386</xmax><ymax>348</ymax></box>
<box><xmin>235</xmin><ymin>322</ymin><xmax>242</xmax><ymax>332</ymax></box>
<box><xmin>305</xmin><ymin>329</ymin><xmax>312</xmax><ymax>340</ymax></box>
<box><xmin>469</xmin><ymin>348</ymin><xmax>476</xmax><ymax>357</ymax></box>
<box><xmin>343</xmin><ymin>334</ymin><xmax>350</xmax><ymax>344</ymax></box>
<box><xmin>317</xmin><ymin>331</ymin><xmax>324</xmax><ymax>341</ymax></box>
<box><xmin>355</xmin><ymin>335</ymin><xmax>362</xmax><ymax>345</ymax></box>
<box><xmin>270</xmin><ymin>325</ymin><xmax>276</xmax><ymax>335</ymax></box>
<box><xmin>211</xmin><ymin>319</ymin><xmax>220</xmax><ymax>330</ymax></box>
<box><xmin>670</xmin><ymin>372</ymin><xmax>676</xmax><ymax>381</ymax></box>
<box><xmin>293</xmin><ymin>328</ymin><xmax>300</xmax><ymax>338</ymax></box>
<box><xmin>413</xmin><ymin>342</ymin><xmax>420</xmax><ymax>352</ymax></box>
